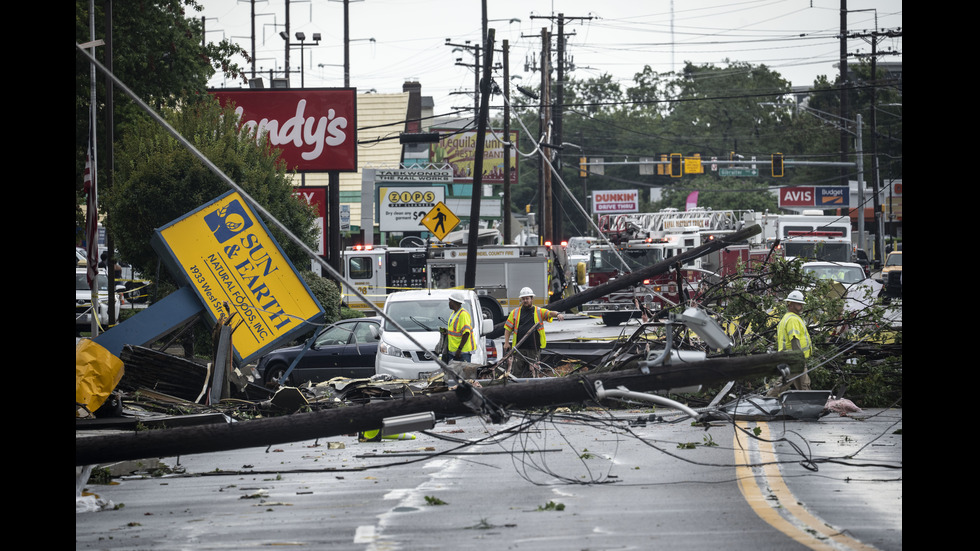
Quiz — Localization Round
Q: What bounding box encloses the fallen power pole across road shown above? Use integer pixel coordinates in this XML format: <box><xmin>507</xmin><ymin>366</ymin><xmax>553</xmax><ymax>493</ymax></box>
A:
<box><xmin>515</xmin><ymin>223</ymin><xmax>764</xmax><ymax>323</ymax></box>
<box><xmin>75</xmin><ymin>350</ymin><xmax>801</xmax><ymax>466</ymax></box>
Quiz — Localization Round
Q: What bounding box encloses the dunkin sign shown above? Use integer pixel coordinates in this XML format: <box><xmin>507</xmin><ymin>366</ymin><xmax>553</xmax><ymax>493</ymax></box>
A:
<box><xmin>213</xmin><ymin>89</ymin><xmax>357</xmax><ymax>172</ymax></box>
<box><xmin>592</xmin><ymin>190</ymin><xmax>640</xmax><ymax>213</ymax></box>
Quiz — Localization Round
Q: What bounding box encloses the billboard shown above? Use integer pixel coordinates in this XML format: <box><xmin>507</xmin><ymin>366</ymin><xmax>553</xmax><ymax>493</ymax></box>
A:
<box><xmin>212</xmin><ymin>89</ymin><xmax>357</xmax><ymax>172</ymax></box>
<box><xmin>592</xmin><ymin>190</ymin><xmax>640</xmax><ymax>214</ymax></box>
<box><xmin>293</xmin><ymin>187</ymin><xmax>327</xmax><ymax>255</ymax></box>
<box><xmin>429</xmin><ymin>129</ymin><xmax>518</xmax><ymax>184</ymax></box>
<box><xmin>378</xmin><ymin>185</ymin><xmax>446</xmax><ymax>232</ymax></box>
<box><xmin>152</xmin><ymin>191</ymin><xmax>324</xmax><ymax>364</ymax></box>
<box><xmin>779</xmin><ymin>186</ymin><xmax>850</xmax><ymax>208</ymax></box>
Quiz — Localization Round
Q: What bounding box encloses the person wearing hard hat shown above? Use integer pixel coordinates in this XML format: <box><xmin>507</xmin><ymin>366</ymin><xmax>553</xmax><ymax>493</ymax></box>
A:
<box><xmin>767</xmin><ymin>290</ymin><xmax>812</xmax><ymax>396</ymax></box>
<box><xmin>502</xmin><ymin>287</ymin><xmax>564</xmax><ymax>377</ymax></box>
<box><xmin>443</xmin><ymin>291</ymin><xmax>475</xmax><ymax>364</ymax></box>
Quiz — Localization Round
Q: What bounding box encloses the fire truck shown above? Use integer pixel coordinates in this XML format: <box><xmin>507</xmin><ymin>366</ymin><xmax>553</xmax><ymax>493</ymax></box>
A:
<box><xmin>341</xmin><ymin>243</ymin><xmax>568</xmax><ymax>327</ymax></box>
<box><xmin>746</xmin><ymin>209</ymin><xmax>853</xmax><ymax>263</ymax></box>
<box><xmin>580</xmin><ymin>208</ymin><xmax>773</xmax><ymax>326</ymax></box>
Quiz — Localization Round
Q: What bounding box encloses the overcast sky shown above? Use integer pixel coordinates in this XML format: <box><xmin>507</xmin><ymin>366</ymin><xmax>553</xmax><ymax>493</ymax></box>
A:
<box><xmin>199</xmin><ymin>0</ymin><xmax>902</xmax><ymax>115</ymax></box>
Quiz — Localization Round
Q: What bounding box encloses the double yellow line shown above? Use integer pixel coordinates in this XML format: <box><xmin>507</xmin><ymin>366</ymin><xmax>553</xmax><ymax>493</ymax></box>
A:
<box><xmin>734</xmin><ymin>421</ymin><xmax>879</xmax><ymax>551</ymax></box>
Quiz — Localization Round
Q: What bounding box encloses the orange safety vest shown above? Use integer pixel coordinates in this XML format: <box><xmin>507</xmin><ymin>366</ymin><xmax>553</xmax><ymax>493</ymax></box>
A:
<box><xmin>504</xmin><ymin>306</ymin><xmax>549</xmax><ymax>349</ymax></box>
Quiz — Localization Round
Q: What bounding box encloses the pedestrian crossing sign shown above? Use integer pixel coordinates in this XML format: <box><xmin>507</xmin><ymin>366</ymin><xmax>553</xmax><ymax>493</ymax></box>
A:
<box><xmin>421</xmin><ymin>201</ymin><xmax>459</xmax><ymax>241</ymax></box>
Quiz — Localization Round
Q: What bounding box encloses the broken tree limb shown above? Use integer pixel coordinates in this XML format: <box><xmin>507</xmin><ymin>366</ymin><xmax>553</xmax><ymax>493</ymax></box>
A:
<box><xmin>75</xmin><ymin>350</ymin><xmax>800</xmax><ymax>466</ymax></box>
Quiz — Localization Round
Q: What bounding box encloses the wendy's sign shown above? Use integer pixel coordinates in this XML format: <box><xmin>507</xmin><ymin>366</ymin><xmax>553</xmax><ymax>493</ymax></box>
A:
<box><xmin>213</xmin><ymin>89</ymin><xmax>357</xmax><ymax>172</ymax></box>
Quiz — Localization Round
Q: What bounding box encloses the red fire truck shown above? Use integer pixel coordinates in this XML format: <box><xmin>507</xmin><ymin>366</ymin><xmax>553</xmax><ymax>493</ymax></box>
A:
<box><xmin>580</xmin><ymin>208</ymin><xmax>773</xmax><ymax>326</ymax></box>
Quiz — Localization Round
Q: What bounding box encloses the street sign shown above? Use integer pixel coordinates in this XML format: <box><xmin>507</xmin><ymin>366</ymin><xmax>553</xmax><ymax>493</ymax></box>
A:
<box><xmin>421</xmin><ymin>201</ymin><xmax>459</xmax><ymax>241</ymax></box>
<box><xmin>719</xmin><ymin>168</ymin><xmax>758</xmax><ymax>177</ymax></box>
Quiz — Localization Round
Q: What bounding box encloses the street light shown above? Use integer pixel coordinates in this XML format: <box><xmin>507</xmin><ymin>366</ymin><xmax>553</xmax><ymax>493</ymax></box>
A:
<box><xmin>281</xmin><ymin>31</ymin><xmax>321</xmax><ymax>88</ymax></box>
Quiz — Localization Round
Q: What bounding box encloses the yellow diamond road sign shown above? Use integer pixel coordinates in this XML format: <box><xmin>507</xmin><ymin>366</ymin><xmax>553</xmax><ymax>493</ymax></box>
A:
<box><xmin>421</xmin><ymin>201</ymin><xmax>459</xmax><ymax>241</ymax></box>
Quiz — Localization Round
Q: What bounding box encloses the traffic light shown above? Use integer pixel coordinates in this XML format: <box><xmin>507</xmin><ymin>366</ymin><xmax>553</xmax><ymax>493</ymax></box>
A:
<box><xmin>579</xmin><ymin>157</ymin><xmax>588</xmax><ymax>178</ymax></box>
<box><xmin>670</xmin><ymin>153</ymin><xmax>683</xmax><ymax>178</ymax></box>
<box><xmin>771</xmin><ymin>153</ymin><xmax>784</xmax><ymax>177</ymax></box>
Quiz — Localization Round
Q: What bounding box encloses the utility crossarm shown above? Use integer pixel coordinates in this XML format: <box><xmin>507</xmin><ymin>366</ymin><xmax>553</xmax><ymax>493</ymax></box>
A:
<box><xmin>580</xmin><ymin>159</ymin><xmax>857</xmax><ymax>168</ymax></box>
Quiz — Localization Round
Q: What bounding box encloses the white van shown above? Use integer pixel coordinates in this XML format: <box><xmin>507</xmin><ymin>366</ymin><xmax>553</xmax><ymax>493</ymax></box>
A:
<box><xmin>375</xmin><ymin>289</ymin><xmax>493</xmax><ymax>380</ymax></box>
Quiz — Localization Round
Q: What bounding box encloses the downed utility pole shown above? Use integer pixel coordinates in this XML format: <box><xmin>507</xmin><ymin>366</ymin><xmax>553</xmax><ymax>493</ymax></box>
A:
<box><xmin>75</xmin><ymin>350</ymin><xmax>800</xmax><ymax>466</ymax></box>
<box><xmin>497</xmin><ymin>223</ymin><xmax>763</xmax><ymax>331</ymax></box>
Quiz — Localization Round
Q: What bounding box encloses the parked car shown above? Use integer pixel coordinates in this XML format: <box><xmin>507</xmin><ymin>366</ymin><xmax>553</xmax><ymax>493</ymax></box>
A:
<box><xmin>76</xmin><ymin>267</ymin><xmax>123</xmax><ymax>335</ymax></box>
<box><xmin>375</xmin><ymin>289</ymin><xmax>493</xmax><ymax>380</ymax></box>
<box><xmin>256</xmin><ymin>317</ymin><xmax>382</xmax><ymax>386</ymax></box>
<box><xmin>801</xmin><ymin>261</ymin><xmax>881</xmax><ymax>313</ymax></box>
<box><xmin>879</xmin><ymin>251</ymin><xmax>902</xmax><ymax>300</ymax></box>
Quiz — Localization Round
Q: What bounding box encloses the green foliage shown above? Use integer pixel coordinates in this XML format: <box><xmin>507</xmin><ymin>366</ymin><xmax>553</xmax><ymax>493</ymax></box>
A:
<box><xmin>86</xmin><ymin>467</ymin><xmax>113</xmax><ymax>485</ymax></box>
<box><xmin>656</xmin><ymin>175</ymin><xmax>778</xmax><ymax>212</ymax></box>
<box><xmin>76</xmin><ymin>0</ymin><xmax>251</xmax><ymax>232</ymax></box>
<box><xmin>300</xmin><ymin>270</ymin><xmax>341</xmax><ymax>324</ymax></box>
<box><xmin>537</xmin><ymin>501</ymin><xmax>565</xmax><ymax>511</ymax></box>
<box><xmin>700</xmin><ymin>256</ymin><xmax>902</xmax><ymax>407</ymax></box>
<box><xmin>424</xmin><ymin>496</ymin><xmax>447</xmax><ymax>506</ymax></box>
<box><xmin>500</xmin><ymin>58</ymin><xmax>899</xmax><ymax>240</ymax></box>
<box><xmin>105</xmin><ymin>97</ymin><xmax>318</xmax><ymax>291</ymax></box>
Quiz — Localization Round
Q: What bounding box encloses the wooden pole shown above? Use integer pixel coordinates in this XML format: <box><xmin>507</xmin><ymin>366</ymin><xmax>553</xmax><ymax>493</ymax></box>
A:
<box><xmin>75</xmin><ymin>350</ymin><xmax>800</xmax><ymax>466</ymax></box>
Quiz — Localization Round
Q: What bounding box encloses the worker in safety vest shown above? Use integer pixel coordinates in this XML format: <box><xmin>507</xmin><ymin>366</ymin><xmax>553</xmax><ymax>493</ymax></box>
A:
<box><xmin>502</xmin><ymin>287</ymin><xmax>564</xmax><ymax>377</ymax></box>
<box><xmin>443</xmin><ymin>291</ymin><xmax>475</xmax><ymax>363</ymax></box>
<box><xmin>767</xmin><ymin>289</ymin><xmax>812</xmax><ymax>396</ymax></box>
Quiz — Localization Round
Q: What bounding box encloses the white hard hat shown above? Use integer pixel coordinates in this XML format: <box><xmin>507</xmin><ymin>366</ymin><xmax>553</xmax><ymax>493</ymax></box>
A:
<box><xmin>449</xmin><ymin>291</ymin><xmax>467</xmax><ymax>304</ymax></box>
<box><xmin>519</xmin><ymin>287</ymin><xmax>535</xmax><ymax>298</ymax></box>
<box><xmin>786</xmin><ymin>290</ymin><xmax>805</xmax><ymax>304</ymax></box>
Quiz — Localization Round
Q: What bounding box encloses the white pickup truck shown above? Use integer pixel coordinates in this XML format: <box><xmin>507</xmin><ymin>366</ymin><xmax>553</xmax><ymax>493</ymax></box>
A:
<box><xmin>375</xmin><ymin>289</ymin><xmax>494</xmax><ymax>380</ymax></box>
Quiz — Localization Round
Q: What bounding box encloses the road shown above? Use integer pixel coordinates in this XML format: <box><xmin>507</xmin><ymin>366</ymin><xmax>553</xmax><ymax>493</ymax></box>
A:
<box><xmin>76</xmin><ymin>408</ymin><xmax>902</xmax><ymax>550</ymax></box>
<box><xmin>77</xmin><ymin>310</ymin><xmax>902</xmax><ymax>549</ymax></box>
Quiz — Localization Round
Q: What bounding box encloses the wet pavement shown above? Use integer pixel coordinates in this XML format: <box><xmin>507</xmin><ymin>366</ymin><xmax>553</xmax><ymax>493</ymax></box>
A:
<box><xmin>76</xmin><ymin>406</ymin><xmax>901</xmax><ymax>550</ymax></box>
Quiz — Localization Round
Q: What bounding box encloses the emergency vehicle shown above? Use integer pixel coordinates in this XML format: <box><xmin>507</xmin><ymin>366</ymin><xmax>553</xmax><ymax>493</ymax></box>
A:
<box><xmin>747</xmin><ymin>209</ymin><xmax>852</xmax><ymax>263</ymax></box>
<box><xmin>341</xmin><ymin>242</ymin><xmax>568</xmax><ymax>327</ymax></box>
<box><xmin>581</xmin><ymin>208</ymin><xmax>773</xmax><ymax>326</ymax></box>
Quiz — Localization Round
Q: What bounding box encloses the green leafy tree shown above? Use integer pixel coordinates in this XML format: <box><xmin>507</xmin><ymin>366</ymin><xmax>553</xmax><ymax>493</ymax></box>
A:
<box><xmin>656</xmin><ymin>176</ymin><xmax>778</xmax><ymax>212</ymax></box>
<box><xmin>104</xmin><ymin>98</ymin><xmax>319</xmax><ymax>294</ymax></box>
<box><xmin>76</xmin><ymin>0</ymin><xmax>250</xmax><ymax>240</ymax></box>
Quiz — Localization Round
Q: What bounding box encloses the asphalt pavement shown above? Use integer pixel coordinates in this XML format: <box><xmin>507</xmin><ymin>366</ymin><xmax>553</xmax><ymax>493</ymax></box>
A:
<box><xmin>77</xmin><ymin>405</ymin><xmax>902</xmax><ymax>550</ymax></box>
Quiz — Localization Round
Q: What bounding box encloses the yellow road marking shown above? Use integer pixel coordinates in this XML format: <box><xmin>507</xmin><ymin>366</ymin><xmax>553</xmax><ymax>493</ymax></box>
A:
<box><xmin>734</xmin><ymin>421</ymin><xmax>878</xmax><ymax>551</ymax></box>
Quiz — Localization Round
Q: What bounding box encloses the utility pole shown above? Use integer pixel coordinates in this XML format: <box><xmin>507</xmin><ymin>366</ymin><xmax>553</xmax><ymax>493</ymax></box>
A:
<box><xmin>839</xmin><ymin>0</ymin><xmax>849</xmax><ymax>189</ymax></box>
<box><xmin>464</xmin><ymin>29</ymin><xmax>495</xmax><ymax>289</ymax></box>
<box><xmin>848</xmin><ymin>25</ymin><xmax>902</xmax><ymax>267</ymax></box>
<box><xmin>529</xmin><ymin>13</ymin><xmax>592</xmax><ymax>243</ymax></box>
<box><xmin>445</xmin><ymin>39</ymin><xmax>481</xmax><ymax>116</ymax></box>
<box><xmin>503</xmin><ymin>39</ymin><xmax>512</xmax><ymax>244</ymax></box>
<box><xmin>540</xmin><ymin>27</ymin><xmax>552</xmax><ymax>244</ymax></box>
<box><xmin>283</xmin><ymin>0</ymin><xmax>290</xmax><ymax>85</ymax></box>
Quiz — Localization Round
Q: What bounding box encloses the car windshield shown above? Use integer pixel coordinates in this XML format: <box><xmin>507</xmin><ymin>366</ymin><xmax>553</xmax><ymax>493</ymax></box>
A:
<box><xmin>314</xmin><ymin>323</ymin><xmax>355</xmax><ymax>347</ymax></box>
<box><xmin>385</xmin><ymin>300</ymin><xmax>454</xmax><ymax>332</ymax></box>
<box><xmin>805</xmin><ymin>265</ymin><xmax>866</xmax><ymax>284</ymax></box>
<box><xmin>886</xmin><ymin>254</ymin><xmax>902</xmax><ymax>267</ymax></box>
<box><xmin>590</xmin><ymin>247</ymin><xmax>663</xmax><ymax>273</ymax></box>
<box><xmin>76</xmin><ymin>273</ymin><xmax>108</xmax><ymax>292</ymax></box>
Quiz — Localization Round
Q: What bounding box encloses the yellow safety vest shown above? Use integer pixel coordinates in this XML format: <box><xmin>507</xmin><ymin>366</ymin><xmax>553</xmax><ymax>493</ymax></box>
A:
<box><xmin>777</xmin><ymin>311</ymin><xmax>811</xmax><ymax>358</ymax></box>
<box><xmin>447</xmin><ymin>308</ymin><xmax>475</xmax><ymax>353</ymax></box>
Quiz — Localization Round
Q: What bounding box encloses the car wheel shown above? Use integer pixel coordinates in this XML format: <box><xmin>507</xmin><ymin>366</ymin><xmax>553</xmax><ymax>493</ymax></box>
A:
<box><xmin>264</xmin><ymin>362</ymin><xmax>291</xmax><ymax>386</ymax></box>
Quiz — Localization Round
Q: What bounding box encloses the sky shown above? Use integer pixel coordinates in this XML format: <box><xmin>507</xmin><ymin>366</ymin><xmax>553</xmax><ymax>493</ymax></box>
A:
<box><xmin>199</xmin><ymin>0</ymin><xmax>902</xmax><ymax>116</ymax></box>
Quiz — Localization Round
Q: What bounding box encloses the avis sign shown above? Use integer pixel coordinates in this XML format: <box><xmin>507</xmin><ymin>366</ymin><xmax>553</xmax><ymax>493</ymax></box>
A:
<box><xmin>212</xmin><ymin>89</ymin><xmax>357</xmax><ymax>172</ymax></box>
<box><xmin>779</xmin><ymin>186</ymin><xmax>850</xmax><ymax>208</ymax></box>
<box><xmin>152</xmin><ymin>191</ymin><xmax>324</xmax><ymax>364</ymax></box>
